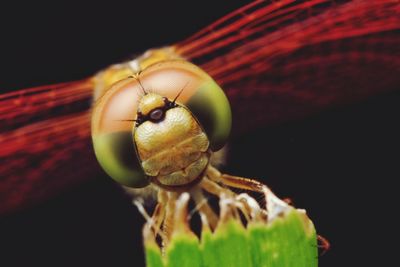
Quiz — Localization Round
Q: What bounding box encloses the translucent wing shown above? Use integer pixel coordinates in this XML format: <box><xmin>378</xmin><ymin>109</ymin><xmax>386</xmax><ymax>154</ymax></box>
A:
<box><xmin>177</xmin><ymin>0</ymin><xmax>400</xmax><ymax>134</ymax></box>
<box><xmin>0</xmin><ymin>81</ymin><xmax>97</xmax><ymax>213</ymax></box>
<box><xmin>1</xmin><ymin>0</ymin><xmax>399</xmax><ymax>214</ymax></box>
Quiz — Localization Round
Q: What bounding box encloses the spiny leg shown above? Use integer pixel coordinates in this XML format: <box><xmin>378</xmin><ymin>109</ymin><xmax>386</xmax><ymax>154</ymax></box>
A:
<box><xmin>235</xmin><ymin>193</ymin><xmax>267</xmax><ymax>222</ymax></box>
<box><xmin>201</xmin><ymin>177</ymin><xmax>264</xmax><ymax>223</ymax></box>
<box><xmin>218</xmin><ymin>191</ymin><xmax>239</xmax><ymax>224</ymax></box>
<box><xmin>135</xmin><ymin>189</ymin><xmax>168</xmax><ymax>244</ymax></box>
<box><xmin>207</xmin><ymin>165</ymin><xmax>264</xmax><ymax>193</ymax></box>
<box><xmin>206</xmin><ymin>166</ymin><xmax>270</xmax><ymax>223</ymax></box>
<box><xmin>190</xmin><ymin>186</ymin><xmax>219</xmax><ymax>230</ymax></box>
<box><xmin>172</xmin><ymin>193</ymin><xmax>192</xmax><ymax>234</ymax></box>
<box><xmin>200</xmin><ymin>177</ymin><xmax>234</xmax><ymax>197</ymax></box>
<box><xmin>200</xmin><ymin>177</ymin><xmax>242</xmax><ymax>221</ymax></box>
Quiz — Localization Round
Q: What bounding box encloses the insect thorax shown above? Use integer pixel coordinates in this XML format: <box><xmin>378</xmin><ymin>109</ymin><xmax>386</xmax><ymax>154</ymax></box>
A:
<box><xmin>133</xmin><ymin>94</ymin><xmax>210</xmax><ymax>190</ymax></box>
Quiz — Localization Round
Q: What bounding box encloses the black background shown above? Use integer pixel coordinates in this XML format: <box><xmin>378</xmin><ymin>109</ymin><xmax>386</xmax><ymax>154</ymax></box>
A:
<box><xmin>1</xmin><ymin>1</ymin><xmax>398</xmax><ymax>266</ymax></box>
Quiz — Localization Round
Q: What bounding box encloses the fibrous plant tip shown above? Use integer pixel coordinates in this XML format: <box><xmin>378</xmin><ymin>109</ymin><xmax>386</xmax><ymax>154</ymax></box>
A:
<box><xmin>139</xmin><ymin>182</ymin><xmax>318</xmax><ymax>267</ymax></box>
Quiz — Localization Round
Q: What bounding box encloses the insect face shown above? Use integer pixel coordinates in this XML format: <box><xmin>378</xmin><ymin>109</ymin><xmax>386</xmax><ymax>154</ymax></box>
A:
<box><xmin>133</xmin><ymin>93</ymin><xmax>210</xmax><ymax>190</ymax></box>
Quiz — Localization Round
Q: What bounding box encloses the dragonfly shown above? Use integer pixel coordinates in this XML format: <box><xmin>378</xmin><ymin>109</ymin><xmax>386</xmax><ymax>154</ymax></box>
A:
<box><xmin>1</xmin><ymin>0</ymin><xmax>399</xmax><ymax>216</ymax></box>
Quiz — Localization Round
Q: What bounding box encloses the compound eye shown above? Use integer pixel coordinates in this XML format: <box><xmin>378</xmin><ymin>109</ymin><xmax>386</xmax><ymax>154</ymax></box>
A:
<box><xmin>149</xmin><ymin>108</ymin><xmax>164</xmax><ymax>122</ymax></box>
<box><xmin>139</xmin><ymin>60</ymin><xmax>232</xmax><ymax>151</ymax></box>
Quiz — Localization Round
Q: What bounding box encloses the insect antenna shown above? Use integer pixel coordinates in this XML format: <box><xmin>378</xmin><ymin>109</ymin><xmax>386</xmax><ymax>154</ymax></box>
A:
<box><xmin>130</xmin><ymin>73</ymin><xmax>148</xmax><ymax>95</ymax></box>
<box><xmin>172</xmin><ymin>81</ymin><xmax>189</xmax><ymax>104</ymax></box>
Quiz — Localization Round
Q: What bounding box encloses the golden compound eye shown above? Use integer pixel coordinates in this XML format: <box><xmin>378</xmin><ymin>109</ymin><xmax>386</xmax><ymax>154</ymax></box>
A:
<box><xmin>91</xmin><ymin>60</ymin><xmax>231</xmax><ymax>188</ymax></box>
<box><xmin>149</xmin><ymin>108</ymin><xmax>164</xmax><ymax>122</ymax></box>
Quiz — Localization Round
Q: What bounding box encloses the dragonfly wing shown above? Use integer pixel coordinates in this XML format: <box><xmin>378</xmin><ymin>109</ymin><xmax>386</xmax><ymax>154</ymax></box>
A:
<box><xmin>0</xmin><ymin>112</ymin><xmax>104</xmax><ymax>214</ymax></box>
<box><xmin>0</xmin><ymin>78</ymin><xmax>98</xmax><ymax>214</ymax></box>
<box><xmin>177</xmin><ymin>0</ymin><xmax>400</xmax><ymax>134</ymax></box>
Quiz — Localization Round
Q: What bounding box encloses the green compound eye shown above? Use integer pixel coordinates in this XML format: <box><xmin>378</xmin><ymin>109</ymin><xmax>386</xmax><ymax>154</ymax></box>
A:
<box><xmin>91</xmin><ymin>60</ymin><xmax>232</xmax><ymax>188</ymax></box>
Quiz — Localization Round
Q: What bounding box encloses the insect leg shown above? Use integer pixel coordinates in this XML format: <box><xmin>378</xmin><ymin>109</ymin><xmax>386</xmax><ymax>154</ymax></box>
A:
<box><xmin>200</xmin><ymin>176</ymin><xmax>234</xmax><ymax>197</ymax></box>
<box><xmin>190</xmin><ymin>187</ymin><xmax>219</xmax><ymax>230</ymax></box>
<box><xmin>172</xmin><ymin>192</ymin><xmax>192</xmax><ymax>233</ymax></box>
<box><xmin>151</xmin><ymin>190</ymin><xmax>167</xmax><ymax>238</ymax></box>
<box><xmin>207</xmin><ymin>165</ymin><xmax>264</xmax><ymax>192</ymax></box>
<box><xmin>162</xmin><ymin>192</ymin><xmax>178</xmax><ymax>246</ymax></box>
<box><xmin>201</xmin><ymin>177</ymin><xmax>265</xmax><ymax>223</ymax></box>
